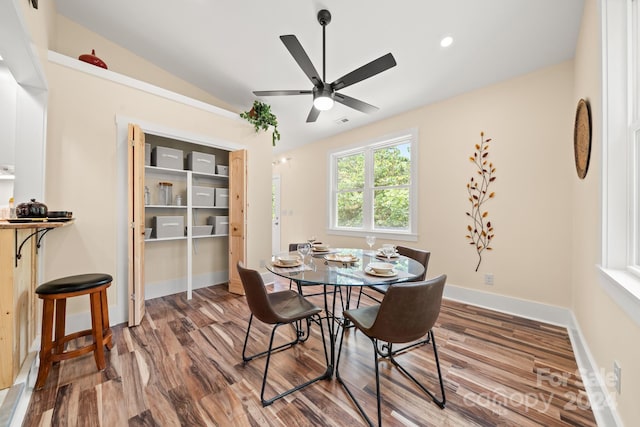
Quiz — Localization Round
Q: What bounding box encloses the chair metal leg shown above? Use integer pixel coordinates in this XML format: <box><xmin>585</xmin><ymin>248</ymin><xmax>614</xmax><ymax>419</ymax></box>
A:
<box><xmin>336</xmin><ymin>326</ymin><xmax>377</xmax><ymax>427</ymax></box>
<box><xmin>380</xmin><ymin>333</ymin><xmax>430</xmax><ymax>357</ymax></box>
<box><xmin>242</xmin><ymin>314</ymin><xmax>309</xmax><ymax>363</ymax></box>
<box><xmin>337</xmin><ymin>328</ymin><xmax>446</xmax><ymax>426</ymax></box>
<box><xmin>388</xmin><ymin>330</ymin><xmax>446</xmax><ymax>408</ymax></box>
<box><xmin>356</xmin><ymin>286</ymin><xmax>383</xmax><ymax>308</ymax></box>
<box><xmin>242</xmin><ymin>313</ymin><xmax>330</xmax><ymax>406</ymax></box>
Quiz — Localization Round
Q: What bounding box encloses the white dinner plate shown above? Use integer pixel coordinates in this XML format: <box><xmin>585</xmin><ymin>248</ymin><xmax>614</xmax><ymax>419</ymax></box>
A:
<box><xmin>272</xmin><ymin>260</ymin><xmax>303</xmax><ymax>268</ymax></box>
<box><xmin>365</xmin><ymin>266</ymin><xmax>398</xmax><ymax>277</ymax></box>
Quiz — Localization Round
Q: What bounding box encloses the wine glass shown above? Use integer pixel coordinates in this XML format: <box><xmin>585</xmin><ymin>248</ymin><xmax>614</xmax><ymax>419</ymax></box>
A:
<box><xmin>297</xmin><ymin>242</ymin><xmax>311</xmax><ymax>263</ymax></box>
<box><xmin>365</xmin><ymin>235</ymin><xmax>376</xmax><ymax>252</ymax></box>
<box><xmin>307</xmin><ymin>235</ymin><xmax>317</xmax><ymax>245</ymax></box>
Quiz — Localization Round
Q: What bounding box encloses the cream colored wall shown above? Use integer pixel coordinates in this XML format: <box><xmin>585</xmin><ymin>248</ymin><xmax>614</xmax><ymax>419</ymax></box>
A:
<box><xmin>51</xmin><ymin>15</ymin><xmax>236</xmax><ymax>112</ymax></box>
<box><xmin>42</xmin><ymin>60</ymin><xmax>271</xmax><ymax>317</ymax></box>
<box><xmin>13</xmin><ymin>7</ymin><xmax>272</xmax><ymax>321</ymax></box>
<box><xmin>43</xmin><ymin>62</ymin><xmax>264</xmax><ymax>310</ymax></box>
<box><xmin>572</xmin><ymin>0</ymin><xmax>640</xmax><ymax>424</ymax></box>
<box><xmin>278</xmin><ymin>61</ymin><xmax>575</xmax><ymax>307</ymax></box>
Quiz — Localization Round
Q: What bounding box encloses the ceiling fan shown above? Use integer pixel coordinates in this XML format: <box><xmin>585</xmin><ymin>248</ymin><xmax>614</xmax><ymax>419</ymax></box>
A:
<box><xmin>253</xmin><ymin>9</ymin><xmax>397</xmax><ymax>123</ymax></box>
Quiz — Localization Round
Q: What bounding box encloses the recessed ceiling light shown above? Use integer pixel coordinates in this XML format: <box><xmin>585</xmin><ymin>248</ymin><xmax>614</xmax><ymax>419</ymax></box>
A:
<box><xmin>440</xmin><ymin>36</ymin><xmax>454</xmax><ymax>48</ymax></box>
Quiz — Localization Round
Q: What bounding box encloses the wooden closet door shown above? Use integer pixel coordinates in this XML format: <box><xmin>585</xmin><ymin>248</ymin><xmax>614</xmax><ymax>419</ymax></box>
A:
<box><xmin>127</xmin><ymin>124</ymin><xmax>146</xmax><ymax>325</ymax></box>
<box><xmin>228</xmin><ymin>149</ymin><xmax>246</xmax><ymax>295</ymax></box>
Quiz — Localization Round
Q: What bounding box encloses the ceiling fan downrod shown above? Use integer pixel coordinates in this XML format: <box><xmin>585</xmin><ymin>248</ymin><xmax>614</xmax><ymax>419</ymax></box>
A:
<box><xmin>318</xmin><ymin>9</ymin><xmax>331</xmax><ymax>83</ymax></box>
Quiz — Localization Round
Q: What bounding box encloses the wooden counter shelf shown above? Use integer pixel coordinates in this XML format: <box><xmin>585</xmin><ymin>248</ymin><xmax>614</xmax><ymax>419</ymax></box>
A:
<box><xmin>0</xmin><ymin>219</ymin><xmax>75</xmax><ymax>390</ymax></box>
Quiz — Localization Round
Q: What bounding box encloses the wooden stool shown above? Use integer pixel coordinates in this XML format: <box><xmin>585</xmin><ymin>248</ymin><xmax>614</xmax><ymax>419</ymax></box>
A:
<box><xmin>35</xmin><ymin>273</ymin><xmax>113</xmax><ymax>389</ymax></box>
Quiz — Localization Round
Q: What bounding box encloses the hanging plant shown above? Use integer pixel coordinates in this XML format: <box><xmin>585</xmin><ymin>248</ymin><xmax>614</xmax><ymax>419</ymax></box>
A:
<box><xmin>240</xmin><ymin>100</ymin><xmax>281</xmax><ymax>146</ymax></box>
<box><xmin>465</xmin><ymin>131</ymin><xmax>496</xmax><ymax>272</ymax></box>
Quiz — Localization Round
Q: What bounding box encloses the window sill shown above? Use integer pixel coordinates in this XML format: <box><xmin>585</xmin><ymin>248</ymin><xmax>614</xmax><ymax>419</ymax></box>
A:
<box><xmin>598</xmin><ymin>266</ymin><xmax>640</xmax><ymax>327</ymax></box>
<box><xmin>327</xmin><ymin>228</ymin><xmax>418</xmax><ymax>242</ymax></box>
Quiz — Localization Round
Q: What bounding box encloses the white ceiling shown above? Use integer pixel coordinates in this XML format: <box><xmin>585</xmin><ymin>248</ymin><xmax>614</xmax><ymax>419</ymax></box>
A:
<box><xmin>54</xmin><ymin>0</ymin><xmax>584</xmax><ymax>153</ymax></box>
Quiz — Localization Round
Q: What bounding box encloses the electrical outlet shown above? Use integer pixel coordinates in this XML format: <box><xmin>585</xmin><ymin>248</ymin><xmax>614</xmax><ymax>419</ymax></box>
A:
<box><xmin>484</xmin><ymin>273</ymin><xmax>494</xmax><ymax>285</ymax></box>
<box><xmin>613</xmin><ymin>361</ymin><xmax>621</xmax><ymax>394</ymax></box>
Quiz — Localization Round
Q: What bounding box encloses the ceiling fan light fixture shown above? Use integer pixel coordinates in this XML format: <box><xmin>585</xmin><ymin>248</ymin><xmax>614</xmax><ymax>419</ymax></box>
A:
<box><xmin>313</xmin><ymin>88</ymin><xmax>334</xmax><ymax>111</ymax></box>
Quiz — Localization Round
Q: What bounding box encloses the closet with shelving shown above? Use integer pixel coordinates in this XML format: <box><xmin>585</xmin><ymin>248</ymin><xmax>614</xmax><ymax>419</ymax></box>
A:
<box><xmin>127</xmin><ymin>124</ymin><xmax>246</xmax><ymax>326</ymax></box>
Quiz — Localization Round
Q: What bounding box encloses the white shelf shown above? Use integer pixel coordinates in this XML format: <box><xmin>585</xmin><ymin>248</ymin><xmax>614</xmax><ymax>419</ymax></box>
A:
<box><xmin>145</xmin><ymin>236</ymin><xmax>187</xmax><ymax>242</ymax></box>
<box><xmin>192</xmin><ymin>205</ymin><xmax>228</xmax><ymax>209</ymax></box>
<box><xmin>193</xmin><ymin>171</ymin><xmax>229</xmax><ymax>180</ymax></box>
<box><xmin>193</xmin><ymin>234</ymin><xmax>229</xmax><ymax>239</ymax></box>
<box><xmin>145</xmin><ymin>165</ymin><xmax>187</xmax><ymax>177</ymax></box>
<box><xmin>146</xmin><ymin>205</ymin><xmax>187</xmax><ymax>209</ymax></box>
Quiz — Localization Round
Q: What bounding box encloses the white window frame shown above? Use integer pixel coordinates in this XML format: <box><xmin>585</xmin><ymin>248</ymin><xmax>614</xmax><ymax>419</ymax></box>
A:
<box><xmin>599</xmin><ymin>0</ymin><xmax>640</xmax><ymax>327</ymax></box>
<box><xmin>327</xmin><ymin>128</ymin><xmax>418</xmax><ymax>241</ymax></box>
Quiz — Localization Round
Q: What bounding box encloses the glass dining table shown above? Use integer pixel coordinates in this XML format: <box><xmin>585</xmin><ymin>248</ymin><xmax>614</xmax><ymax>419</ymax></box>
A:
<box><xmin>266</xmin><ymin>247</ymin><xmax>426</xmax><ymax>377</ymax></box>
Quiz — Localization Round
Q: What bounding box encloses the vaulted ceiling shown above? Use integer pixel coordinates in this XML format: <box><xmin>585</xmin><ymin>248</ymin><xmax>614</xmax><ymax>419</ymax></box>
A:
<box><xmin>54</xmin><ymin>0</ymin><xmax>584</xmax><ymax>153</ymax></box>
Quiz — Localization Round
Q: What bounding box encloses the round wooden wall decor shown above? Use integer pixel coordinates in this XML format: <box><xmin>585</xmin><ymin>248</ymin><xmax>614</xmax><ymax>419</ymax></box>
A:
<box><xmin>574</xmin><ymin>98</ymin><xmax>592</xmax><ymax>179</ymax></box>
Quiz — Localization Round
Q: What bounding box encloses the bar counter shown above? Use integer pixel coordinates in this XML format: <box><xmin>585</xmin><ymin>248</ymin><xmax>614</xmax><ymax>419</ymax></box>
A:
<box><xmin>0</xmin><ymin>219</ymin><xmax>74</xmax><ymax>389</ymax></box>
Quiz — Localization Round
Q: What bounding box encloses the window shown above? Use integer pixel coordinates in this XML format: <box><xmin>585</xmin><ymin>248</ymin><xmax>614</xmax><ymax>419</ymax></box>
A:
<box><xmin>328</xmin><ymin>129</ymin><xmax>417</xmax><ymax>240</ymax></box>
<box><xmin>600</xmin><ymin>0</ymin><xmax>640</xmax><ymax>326</ymax></box>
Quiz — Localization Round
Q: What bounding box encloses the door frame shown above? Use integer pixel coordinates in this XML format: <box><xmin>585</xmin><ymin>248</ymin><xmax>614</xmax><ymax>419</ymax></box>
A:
<box><xmin>115</xmin><ymin>115</ymin><xmax>244</xmax><ymax>325</ymax></box>
<box><xmin>272</xmin><ymin>174</ymin><xmax>281</xmax><ymax>254</ymax></box>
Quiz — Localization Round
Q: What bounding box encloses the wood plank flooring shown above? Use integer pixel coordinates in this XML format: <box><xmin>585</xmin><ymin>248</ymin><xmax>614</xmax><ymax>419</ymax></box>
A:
<box><xmin>23</xmin><ymin>280</ymin><xmax>597</xmax><ymax>426</ymax></box>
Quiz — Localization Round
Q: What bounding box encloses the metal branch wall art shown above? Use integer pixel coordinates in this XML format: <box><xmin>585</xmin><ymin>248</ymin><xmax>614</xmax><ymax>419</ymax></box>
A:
<box><xmin>465</xmin><ymin>132</ymin><xmax>496</xmax><ymax>271</ymax></box>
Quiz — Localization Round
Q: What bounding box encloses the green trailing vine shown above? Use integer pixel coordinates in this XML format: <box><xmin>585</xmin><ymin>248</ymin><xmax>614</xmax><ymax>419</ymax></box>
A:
<box><xmin>465</xmin><ymin>132</ymin><xmax>496</xmax><ymax>271</ymax></box>
<box><xmin>240</xmin><ymin>100</ymin><xmax>281</xmax><ymax>146</ymax></box>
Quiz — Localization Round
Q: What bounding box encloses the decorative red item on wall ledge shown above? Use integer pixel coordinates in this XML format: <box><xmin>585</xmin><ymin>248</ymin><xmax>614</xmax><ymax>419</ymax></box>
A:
<box><xmin>78</xmin><ymin>49</ymin><xmax>108</xmax><ymax>69</ymax></box>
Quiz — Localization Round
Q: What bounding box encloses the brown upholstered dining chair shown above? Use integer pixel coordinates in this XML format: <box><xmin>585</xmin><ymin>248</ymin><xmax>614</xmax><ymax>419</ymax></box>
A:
<box><xmin>358</xmin><ymin>246</ymin><xmax>431</xmax><ymax>305</ymax></box>
<box><xmin>237</xmin><ymin>262</ymin><xmax>329</xmax><ymax>406</ymax></box>
<box><xmin>337</xmin><ymin>274</ymin><xmax>447</xmax><ymax>426</ymax></box>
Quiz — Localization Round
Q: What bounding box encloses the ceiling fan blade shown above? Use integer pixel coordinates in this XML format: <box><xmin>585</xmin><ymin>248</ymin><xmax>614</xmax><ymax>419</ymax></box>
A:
<box><xmin>280</xmin><ymin>35</ymin><xmax>323</xmax><ymax>87</ymax></box>
<box><xmin>306</xmin><ymin>106</ymin><xmax>321</xmax><ymax>122</ymax></box>
<box><xmin>334</xmin><ymin>93</ymin><xmax>379</xmax><ymax>114</ymax></box>
<box><xmin>331</xmin><ymin>53</ymin><xmax>397</xmax><ymax>91</ymax></box>
<box><xmin>253</xmin><ymin>90</ymin><xmax>312</xmax><ymax>96</ymax></box>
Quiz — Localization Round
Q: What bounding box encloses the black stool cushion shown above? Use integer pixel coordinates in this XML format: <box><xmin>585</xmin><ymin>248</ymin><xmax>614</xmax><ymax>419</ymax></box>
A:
<box><xmin>36</xmin><ymin>273</ymin><xmax>113</xmax><ymax>295</ymax></box>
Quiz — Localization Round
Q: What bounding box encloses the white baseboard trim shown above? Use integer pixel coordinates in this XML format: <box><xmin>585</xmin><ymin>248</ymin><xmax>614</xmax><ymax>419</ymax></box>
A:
<box><xmin>5</xmin><ymin>342</ymin><xmax>39</xmax><ymax>427</ymax></box>
<box><xmin>444</xmin><ymin>284</ymin><xmax>621</xmax><ymax>427</ymax></box>
<box><xmin>143</xmin><ymin>271</ymin><xmax>229</xmax><ymax>301</ymax></box>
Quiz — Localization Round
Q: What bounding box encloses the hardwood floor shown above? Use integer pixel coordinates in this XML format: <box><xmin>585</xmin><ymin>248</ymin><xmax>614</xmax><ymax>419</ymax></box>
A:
<box><xmin>23</xmin><ymin>281</ymin><xmax>597</xmax><ymax>426</ymax></box>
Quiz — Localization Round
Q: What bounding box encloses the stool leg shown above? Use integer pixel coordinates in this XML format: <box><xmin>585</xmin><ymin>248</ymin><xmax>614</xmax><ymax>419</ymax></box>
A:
<box><xmin>89</xmin><ymin>292</ymin><xmax>106</xmax><ymax>370</ymax></box>
<box><xmin>35</xmin><ymin>298</ymin><xmax>55</xmax><ymax>389</ymax></box>
<box><xmin>100</xmin><ymin>288</ymin><xmax>113</xmax><ymax>350</ymax></box>
<box><xmin>54</xmin><ymin>299</ymin><xmax>67</xmax><ymax>356</ymax></box>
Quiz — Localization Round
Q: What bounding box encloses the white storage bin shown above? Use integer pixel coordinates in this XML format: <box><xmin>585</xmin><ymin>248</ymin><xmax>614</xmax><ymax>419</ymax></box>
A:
<box><xmin>154</xmin><ymin>216</ymin><xmax>185</xmax><ymax>239</ymax></box>
<box><xmin>151</xmin><ymin>146</ymin><xmax>183</xmax><ymax>170</ymax></box>
<box><xmin>215</xmin><ymin>188</ymin><xmax>229</xmax><ymax>207</ymax></box>
<box><xmin>145</xmin><ymin>143</ymin><xmax>151</xmax><ymax>166</ymax></box>
<box><xmin>187</xmin><ymin>152</ymin><xmax>216</xmax><ymax>174</ymax></box>
<box><xmin>192</xmin><ymin>225</ymin><xmax>213</xmax><ymax>236</ymax></box>
<box><xmin>216</xmin><ymin>164</ymin><xmax>229</xmax><ymax>176</ymax></box>
<box><xmin>208</xmin><ymin>216</ymin><xmax>229</xmax><ymax>235</ymax></box>
<box><xmin>192</xmin><ymin>185</ymin><xmax>215</xmax><ymax>206</ymax></box>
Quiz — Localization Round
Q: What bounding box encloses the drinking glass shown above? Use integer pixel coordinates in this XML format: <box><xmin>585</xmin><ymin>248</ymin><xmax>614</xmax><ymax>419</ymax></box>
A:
<box><xmin>297</xmin><ymin>242</ymin><xmax>311</xmax><ymax>263</ymax></box>
<box><xmin>365</xmin><ymin>235</ymin><xmax>376</xmax><ymax>251</ymax></box>
<box><xmin>307</xmin><ymin>236</ymin><xmax>317</xmax><ymax>245</ymax></box>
